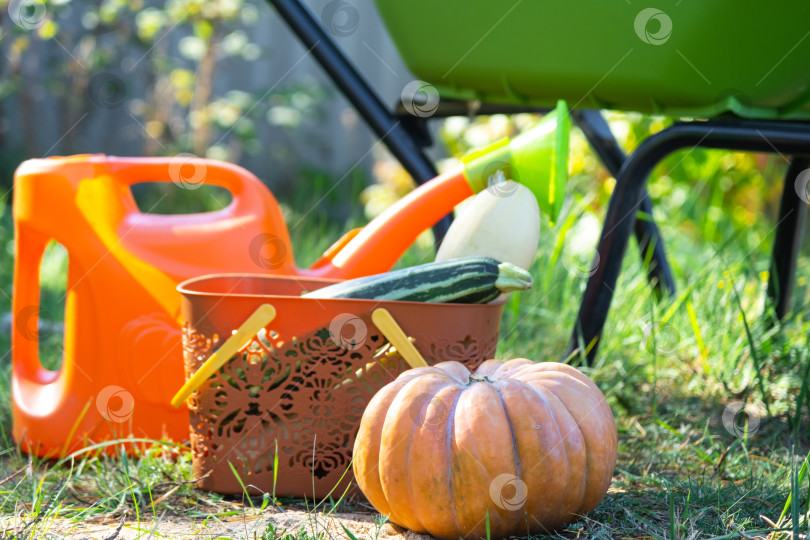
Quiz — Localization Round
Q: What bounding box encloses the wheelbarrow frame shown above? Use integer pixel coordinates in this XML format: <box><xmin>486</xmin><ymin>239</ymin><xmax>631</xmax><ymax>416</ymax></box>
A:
<box><xmin>264</xmin><ymin>0</ymin><xmax>806</xmax><ymax>363</ymax></box>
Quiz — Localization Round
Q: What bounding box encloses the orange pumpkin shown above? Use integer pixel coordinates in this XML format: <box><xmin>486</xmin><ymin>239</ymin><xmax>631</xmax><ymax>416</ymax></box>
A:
<box><xmin>353</xmin><ymin>359</ymin><xmax>617</xmax><ymax>539</ymax></box>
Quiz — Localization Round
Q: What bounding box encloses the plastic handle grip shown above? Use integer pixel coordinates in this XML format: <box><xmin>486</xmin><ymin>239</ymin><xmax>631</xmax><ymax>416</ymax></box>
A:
<box><xmin>171</xmin><ymin>304</ymin><xmax>277</xmax><ymax>407</ymax></box>
<box><xmin>108</xmin><ymin>156</ymin><xmax>248</xmax><ymax>188</ymax></box>
<box><xmin>12</xmin><ymin>225</ymin><xmax>55</xmax><ymax>384</ymax></box>
<box><xmin>105</xmin><ymin>156</ymin><xmax>267</xmax><ymax>220</ymax></box>
<box><xmin>371</xmin><ymin>308</ymin><xmax>428</xmax><ymax>369</ymax></box>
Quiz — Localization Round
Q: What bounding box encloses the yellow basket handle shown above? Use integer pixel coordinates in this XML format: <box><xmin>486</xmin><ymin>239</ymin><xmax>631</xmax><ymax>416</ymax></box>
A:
<box><xmin>171</xmin><ymin>304</ymin><xmax>277</xmax><ymax>407</ymax></box>
<box><xmin>371</xmin><ymin>308</ymin><xmax>428</xmax><ymax>369</ymax></box>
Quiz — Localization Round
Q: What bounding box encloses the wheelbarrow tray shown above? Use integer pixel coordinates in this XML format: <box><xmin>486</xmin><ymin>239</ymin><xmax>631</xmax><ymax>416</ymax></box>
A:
<box><xmin>375</xmin><ymin>0</ymin><xmax>810</xmax><ymax>119</ymax></box>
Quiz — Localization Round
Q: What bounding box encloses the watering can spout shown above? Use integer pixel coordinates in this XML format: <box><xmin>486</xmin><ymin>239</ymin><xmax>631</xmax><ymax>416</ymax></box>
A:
<box><xmin>461</xmin><ymin>100</ymin><xmax>570</xmax><ymax>224</ymax></box>
<box><xmin>302</xmin><ymin>101</ymin><xmax>570</xmax><ymax>279</ymax></box>
<box><xmin>299</xmin><ymin>168</ymin><xmax>474</xmax><ymax>280</ymax></box>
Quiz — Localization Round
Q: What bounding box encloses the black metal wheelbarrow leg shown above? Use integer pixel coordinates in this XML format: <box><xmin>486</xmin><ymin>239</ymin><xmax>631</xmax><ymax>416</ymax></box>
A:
<box><xmin>573</xmin><ymin>110</ymin><xmax>676</xmax><ymax>296</ymax></box>
<box><xmin>769</xmin><ymin>156</ymin><xmax>809</xmax><ymax>319</ymax></box>
<box><xmin>569</xmin><ymin>120</ymin><xmax>810</xmax><ymax>364</ymax></box>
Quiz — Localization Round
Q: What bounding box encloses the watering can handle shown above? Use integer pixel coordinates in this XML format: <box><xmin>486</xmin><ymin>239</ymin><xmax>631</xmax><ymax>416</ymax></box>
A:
<box><xmin>12</xmin><ymin>224</ymin><xmax>57</xmax><ymax>385</ymax></box>
<box><xmin>105</xmin><ymin>156</ymin><xmax>270</xmax><ymax>220</ymax></box>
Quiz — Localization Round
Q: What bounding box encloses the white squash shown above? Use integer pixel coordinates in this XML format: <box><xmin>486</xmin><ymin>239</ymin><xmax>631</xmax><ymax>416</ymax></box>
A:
<box><xmin>436</xmin><ymin>179</ymin><xmax>540</xmax><ymax>270</ymax></box>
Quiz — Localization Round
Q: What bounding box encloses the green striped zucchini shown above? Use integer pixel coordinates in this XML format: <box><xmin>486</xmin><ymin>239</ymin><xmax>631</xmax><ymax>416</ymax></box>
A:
<box><xmin>304</xmin><ymin>256</ymin><xmax>532</xmax><ymax>303</ymax></box>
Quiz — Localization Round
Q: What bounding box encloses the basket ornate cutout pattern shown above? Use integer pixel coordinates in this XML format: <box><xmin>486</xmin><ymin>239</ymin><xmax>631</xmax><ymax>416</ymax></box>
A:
<box><xmin>182</xmin><ymin>319</ymin><xmax>498</xmax><ymax>497</ymax></box>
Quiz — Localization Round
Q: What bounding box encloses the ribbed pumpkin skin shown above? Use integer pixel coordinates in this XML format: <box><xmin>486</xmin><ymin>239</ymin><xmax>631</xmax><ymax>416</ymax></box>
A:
<box><xmin>353</xmin><ymin>359</ymin><xmax>617</xmax><ymax>539</ymax></box>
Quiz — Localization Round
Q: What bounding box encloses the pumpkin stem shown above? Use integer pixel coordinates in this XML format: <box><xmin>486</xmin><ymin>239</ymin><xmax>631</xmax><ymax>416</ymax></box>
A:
<box><xmin>469</xmin><ymin>374</ymin><xmax>493</xmax><ymax>384</ymax></box>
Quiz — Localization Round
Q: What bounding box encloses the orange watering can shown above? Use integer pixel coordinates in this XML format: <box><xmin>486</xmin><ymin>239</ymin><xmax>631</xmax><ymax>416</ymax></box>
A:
<box><xmin>11</xmin><ymin>104</ymin><xmax>568</xmax><ymax>457</ymax></box>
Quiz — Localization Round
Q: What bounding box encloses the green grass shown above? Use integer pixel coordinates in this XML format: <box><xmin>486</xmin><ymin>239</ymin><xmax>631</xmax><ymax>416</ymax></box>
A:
<box><xmin>0</xmin><ymin>156</ymin><xmax>809</xmax><ymax>539</ymax></box>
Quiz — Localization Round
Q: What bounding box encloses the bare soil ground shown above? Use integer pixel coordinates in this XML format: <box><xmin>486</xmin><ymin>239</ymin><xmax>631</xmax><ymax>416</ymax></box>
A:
<box><xmin>3</xmin><ymin>510</ymin><xmax>431</xmax><ymax>540</ymax></box>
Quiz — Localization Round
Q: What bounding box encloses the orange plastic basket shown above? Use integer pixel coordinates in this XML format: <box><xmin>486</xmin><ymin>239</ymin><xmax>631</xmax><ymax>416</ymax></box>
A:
<box><xmin>178</xmin><ymin>274</ymin><xmax>505</xmax><ymax>498</ymax></box>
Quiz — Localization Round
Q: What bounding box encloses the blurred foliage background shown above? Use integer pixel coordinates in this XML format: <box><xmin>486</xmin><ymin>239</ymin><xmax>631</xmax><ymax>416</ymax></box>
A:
<box><xmin>0</xmin><ymin>0</ymin><xmax>789</xmax><ymax>239</ymax></box>
<box><xmin>0</xmin><ymin>0</ymin><xmax>345</xmax><ymax>211</ymax></box>
<box><xmin>0</xmin><ymin>0</ymin><xmax>797</xmax><ymax>310</ymax></box>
